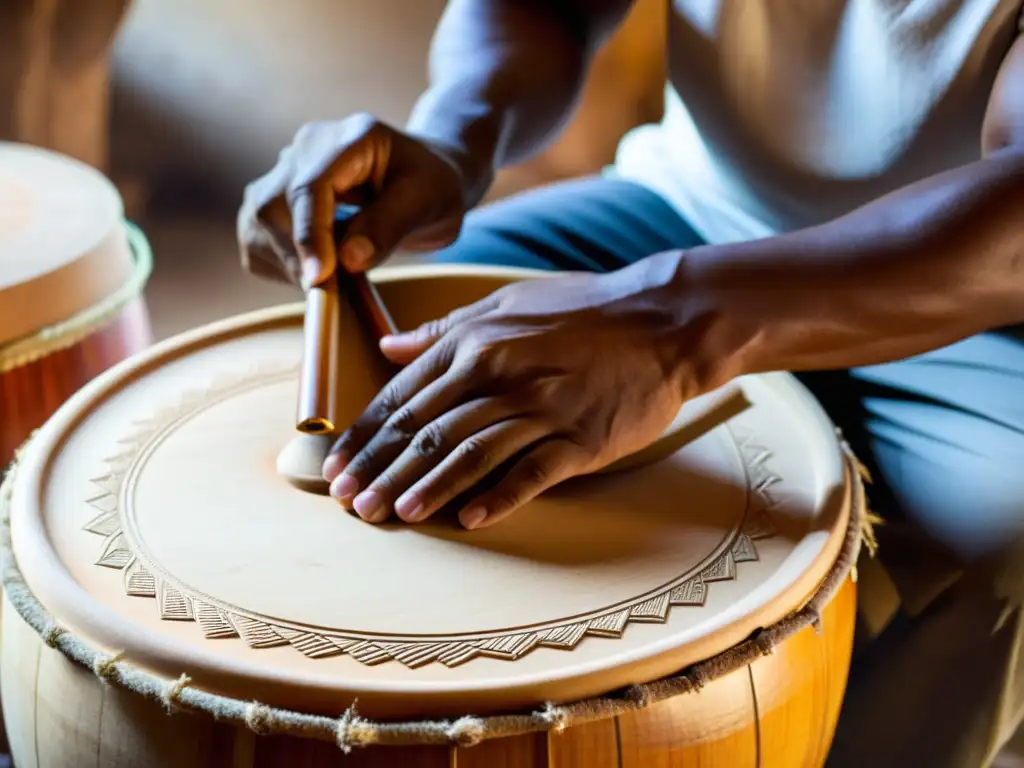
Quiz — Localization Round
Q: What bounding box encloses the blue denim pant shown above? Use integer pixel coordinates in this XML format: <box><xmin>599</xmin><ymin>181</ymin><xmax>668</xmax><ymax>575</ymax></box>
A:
<box><xmin>431</xmin><ymin>176</ymin><xmax>1024</xmax><ymax>767</ymax></box>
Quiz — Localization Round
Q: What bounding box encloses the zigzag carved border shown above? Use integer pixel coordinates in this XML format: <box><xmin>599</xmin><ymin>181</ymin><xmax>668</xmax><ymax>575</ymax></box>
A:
<box><xmin>83</xmin><ymin>369</ymin><xmax>780</xmax><ymax>669</ymax></box>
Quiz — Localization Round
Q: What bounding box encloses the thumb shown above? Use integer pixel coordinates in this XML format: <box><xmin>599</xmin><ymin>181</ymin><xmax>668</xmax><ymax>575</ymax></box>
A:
<box><xmin>379</xmin><ymin>297</ymin><xmax>499</xmax><ymax>365</ymax></box>
<box><xmin>337</xmin><ymin>180</ymin><xmax>433</xmax><ymax>273</ymax></box>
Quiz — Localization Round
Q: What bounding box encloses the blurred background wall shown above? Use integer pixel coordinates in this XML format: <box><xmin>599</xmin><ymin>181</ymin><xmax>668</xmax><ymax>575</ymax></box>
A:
<box><xmin>1</xmin><ymin>0</ymin><xmax>666</xmax><ymax>337</ymax></box>
<box><xmin>89</xmin><ymin>0</ymin><xmax>668</xmax><ymax>338</ymax></box>
<box><xmin>108</xmin><ymin>0</ymin><xmax>667</xmax><ymax>213</ymax></box>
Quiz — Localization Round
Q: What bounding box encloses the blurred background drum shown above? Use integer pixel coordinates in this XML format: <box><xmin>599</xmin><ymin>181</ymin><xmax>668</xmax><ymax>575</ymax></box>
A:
<box><xmin>0</xmin><ymin>266</ymin><xmax>863</xmax><ymax>767</ymax></box>
<box><xmin>0</xmin><ymin>142</ymin><xmax>152</xmax><ymax>469</ymax></box>
<box><xmin>0</xmin><ymin>0</ymin><xmax>131</xmax><ymax>173</ymax></box>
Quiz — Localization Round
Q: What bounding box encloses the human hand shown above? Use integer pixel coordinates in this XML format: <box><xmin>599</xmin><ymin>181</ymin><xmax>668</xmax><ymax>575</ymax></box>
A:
<box><xmin>237</xmin><ymin>113</ymin><xmax>476</xmax><ymax>289</ymax></box>
<box><xmin>321</xmin><ymin>261</ymin><xmax>717</xmax><ymax>530</ymax></box>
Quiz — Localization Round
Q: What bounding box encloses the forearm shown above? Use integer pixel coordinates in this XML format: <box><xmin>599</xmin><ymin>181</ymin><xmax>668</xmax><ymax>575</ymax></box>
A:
<box><xmin>406</xmin><ymin>0</ymin><xmax>624</xmax><ymax>205</ymax></box>
<box><xmin>674</xmin><ymin>147</ymin><xmax>1024</xmax><ymax>377</ymax></box>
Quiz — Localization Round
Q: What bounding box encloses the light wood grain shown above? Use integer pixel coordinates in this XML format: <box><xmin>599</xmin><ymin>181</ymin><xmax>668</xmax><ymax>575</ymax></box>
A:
<box><xmin>752</xmin><ymin>579</ymin><xmax>857</xmax><ymax>768</ymax></box>
<box><xmin>456</xmin><ymin>733</ymin><xmax>549</xmax><ymax>767</ymax></box>
<box><xmin>618</xmin><ymin>668</ymin><xmax>760</xmax><ymax>767</ymax></box>
<box><xmin>817</xmin><ymin>572</ymin><xmax>858</xmax><ymax>766</ymax></box>
<box><xmin>2</xmin><ymin>570</ymin><xmax>855</xmax><ymax>767</ymax></box>
<box><xmin>0</xmin><ymin>594</ymin><xmax>41</xmax><ymax>768</ymax></box>
<box><xmin>549</xmin><ymin>719</ymin><xmax>620</xmax><ymax>768</ymax></box>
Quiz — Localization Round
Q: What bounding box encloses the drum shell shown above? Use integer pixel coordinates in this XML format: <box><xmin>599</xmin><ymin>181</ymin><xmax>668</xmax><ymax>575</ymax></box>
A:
<box><xmin>0</xmin><ymin>143</ymin><xmax>153</xmax><ymax>469</ymax></box>
<box><xmin>0</xmin><ymin>261</ymin><xmax>150</xmax><ymax>762</ymax></box>
<box><xmin>0</xmin><ymin>266</ymin><xmax>859</xmax><ymax>767</ymax></box>
<box><xmin>0</xmin><ymin>579</ymin><xmax>854</xmax><ymax>768</ymax></box>
<box><xmin>0</xmin><ymin>297</ymin><xmax>152</xmax><ymax>468</ymax></box>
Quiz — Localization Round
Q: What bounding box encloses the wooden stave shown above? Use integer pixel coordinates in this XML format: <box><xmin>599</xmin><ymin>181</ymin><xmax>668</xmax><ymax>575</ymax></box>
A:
<box><xmin>0</xmin><ymin>296</ymin><xmax>152</xmax><ymax>470</ymax></box>
<box><xmin>0</xmin><ymin>578</ymin><xmax>854</xmax><ymax>768</ymax></box>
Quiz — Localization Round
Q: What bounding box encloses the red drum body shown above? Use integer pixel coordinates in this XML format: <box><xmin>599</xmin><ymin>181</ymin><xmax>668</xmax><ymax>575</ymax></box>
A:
<box><xmin>0</xmin><ymin>142</ymin><xmax>153</xmax><ymax>468</ymax></box>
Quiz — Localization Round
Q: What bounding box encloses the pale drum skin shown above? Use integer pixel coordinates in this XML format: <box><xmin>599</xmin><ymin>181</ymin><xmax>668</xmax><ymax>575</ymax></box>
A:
<box><xmin>0</xmin><ymin>267</ymin><xmax>857</xmax><ymax>768</ymax></box>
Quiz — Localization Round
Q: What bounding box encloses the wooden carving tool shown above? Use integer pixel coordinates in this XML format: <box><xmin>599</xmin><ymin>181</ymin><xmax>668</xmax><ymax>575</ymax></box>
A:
<box><xmin>296</xmin><ymin>269</ymin><xmax>397</xmax><ymax>435</ymax></box>
<box><xmin>295</xmin><ymin>203</ymin><xmax>398</xmax><ymax>436</ymax></box>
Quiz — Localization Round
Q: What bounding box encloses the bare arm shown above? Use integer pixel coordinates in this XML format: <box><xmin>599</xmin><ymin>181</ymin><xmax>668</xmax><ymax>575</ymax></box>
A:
<box><xmin>672</xmin><ymin>32</ymin><xmax>1024</xmax><ymax>381</ymax></box>
<box><xmin>406</xmin><ymin>0</ymin><xmax>637</xmax><ymax>204</ymax></box>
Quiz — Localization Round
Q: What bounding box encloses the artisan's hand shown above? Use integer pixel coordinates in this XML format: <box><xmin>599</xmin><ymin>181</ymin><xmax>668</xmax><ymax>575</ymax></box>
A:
<box><xmin>321</xmin><ymin>263</ymin><xmax>707</xmax><ymax>530</ymax></box>
<box><xmin>237</xmin><ymin>114</ymin><xmax>475</xmax><ymax>288</ymax></box>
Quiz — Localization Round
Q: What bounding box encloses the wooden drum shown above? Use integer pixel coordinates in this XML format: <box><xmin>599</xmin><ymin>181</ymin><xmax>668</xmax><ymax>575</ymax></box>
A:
<box><xmin>0</xmin><ymin>266</ymin><xmax>865</xmax><ymax>767</ymax></box>
<box><xmin>0</xmin><ymin>142</ymin><xmax>153</xmax><ymax>469</ymax></box>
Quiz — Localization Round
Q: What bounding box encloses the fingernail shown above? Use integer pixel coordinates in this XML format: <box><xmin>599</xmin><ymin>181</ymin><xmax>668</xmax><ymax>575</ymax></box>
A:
<box><xmin>354</xmin><ymin>490</ymin><xmax>385</xmax><ymax>522</ymax></box>
<box><xmin>301</xmin><ymin>258</ymin><xmax>323</xmax><ymax>290</ymax></box>
<box><xmin>341</xmin><ymin>236</ymin><xmax>375</xmax><ymax>271</ymax></box>
<box><xmin>379</xmin><ymin>334</ymin><xmax>409</xmax><ymax>353</ymax></box>
<box><xmin>460</xmin><ymin>507</ymin><xmax>487</xmax><ymax>530</ymax></box>
<box><xmin>394</xmin><ymin>493</ymin><xmax>424</xmax><ymax>522</ymax></box>
<box><xmin>329</xmin><ymin>473</ymin><xmax>359</xmax><ymax>502</ymax></box>
<box><xmin>322</xmin><ymin>453</ymin><xmax>347</xmax><ymax>483</ymax></box>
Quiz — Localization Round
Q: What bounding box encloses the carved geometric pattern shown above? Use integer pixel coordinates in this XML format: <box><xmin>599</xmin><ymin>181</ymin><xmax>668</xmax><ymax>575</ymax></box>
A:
<box><xmin>83</xmin><ymin>369</ymin><xmax>782</xmax><ymax>668</ymax></box>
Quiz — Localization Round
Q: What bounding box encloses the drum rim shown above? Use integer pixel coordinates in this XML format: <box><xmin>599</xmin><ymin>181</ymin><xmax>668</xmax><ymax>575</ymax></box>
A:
<box><xmin>0</xmin><ymin>143</ymin><xmax>137</xmax><ymax>346</ymax></box>
<box><xmin>0</xmin><ymin>447</ymin><xmax>866</xmax><ymax>750</ymax></box>
<box><xmin>5</xmin><ymin>264</ymin><xmax>853</xmax><ymax>718</ymax></box>
<box><xmin>0</xmin><ymin>219</ymin><xmax>153</xmax><ymax>372</ymax></box>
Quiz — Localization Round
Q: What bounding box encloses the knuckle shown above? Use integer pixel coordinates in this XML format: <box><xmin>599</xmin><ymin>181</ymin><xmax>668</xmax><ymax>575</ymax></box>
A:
<box><xmin>411</xmin><ymin>424</ymin><xmax>446</xmax><ymax>458</ymax></box>
<box><xmin>417</xmin><ymin>318</ymin><xmax>448</xmax><ymax>344</ymax></box>
<box><xmin>373</xmin><ymin>388</ymin><xmax>403</xmax><ymax>420</ymax></box>
<box><xmin>491</xmin><ymin>284</ymin><xmax>517</xmax><ymax>307</ymax></box>
<box><xmin>454</xmin><ymin>331</ymin><xmax>490</xmax><ymax>371</ymax></box>
<box><xmin>518</xmin><ymin>456</ymin><xmax>552</xmax><ymax>488</ymax></box>
<box><xmin>445</xmin><ymin>304</ymin><xmax>476</xmax><ymax>327</ymax></box>
<box><xmin>568</xmin><ymin>418</ymin><xmax>606</xmax><ymax>457</ymax></box>
<box><xmin>388</xmin><ymin>406</ymin><xmax>420</xmax><ymax>438</ymax></box>
<box><xmin>455</xmin><ymin>437</ymin><xmax>493</xmax><ymax>474</ymax></box>
<box><xmin>526</xmin><ymin>377</ymin><xmax>558</xmax><ymax>402</ymax></box>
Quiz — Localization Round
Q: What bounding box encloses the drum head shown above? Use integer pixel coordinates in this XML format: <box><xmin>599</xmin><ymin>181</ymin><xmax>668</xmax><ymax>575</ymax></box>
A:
<box><xmin>9</xmin><ymin>266</ymin><xmax>850</xmax><ymax>719</ymax></box>
<box><xmin>0</xmin><ymin>143</ymin><xmax>133</xmax><ymax>344</ymax></box>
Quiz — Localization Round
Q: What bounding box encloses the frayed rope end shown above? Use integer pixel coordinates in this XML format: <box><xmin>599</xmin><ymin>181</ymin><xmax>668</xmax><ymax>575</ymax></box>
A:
<box><xmin>162</xmin><ymin>674</ymin><xmax>191</xmax><ymax>713</ymax></box>
<box><xmin>539</xmin><ymin>702</ymin><xmax>570</xmax><ymax>732</ymax></box>
<box><xmin>92</xmin><ymin>651</ymin><xmax>124</xmax><ymax>685</ymax></box>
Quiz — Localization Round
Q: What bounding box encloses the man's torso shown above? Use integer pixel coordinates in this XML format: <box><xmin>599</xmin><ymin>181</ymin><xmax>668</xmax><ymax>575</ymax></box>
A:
<box><xmin>615</xmin><ymin>0</ymin><xmax>1023</xmax><ymax>243</ymax></box>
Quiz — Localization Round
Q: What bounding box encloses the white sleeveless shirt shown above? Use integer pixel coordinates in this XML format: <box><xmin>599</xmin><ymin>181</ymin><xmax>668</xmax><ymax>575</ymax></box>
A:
<box><xmin>614</xmin><ymin>0</ymin><xmax>1023</xmax><ymax>245</ymax></box>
